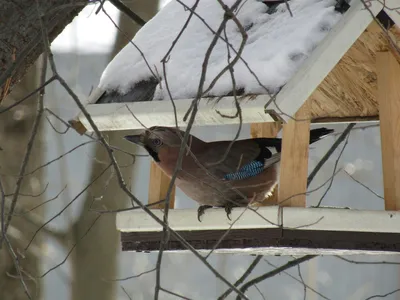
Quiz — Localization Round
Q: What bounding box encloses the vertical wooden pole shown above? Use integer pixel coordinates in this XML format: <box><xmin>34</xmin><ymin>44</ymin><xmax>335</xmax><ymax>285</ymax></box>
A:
<box><xmin>149</xmin><ymin>161</ymin><xmax>175</xmax><ymax>209</ymax></box>
<box><xmin>278</xmin><ymin>102</ymin><xmax>310</xmax><ymax>207</ymax></box>
<box><xmin>377</xmin><ymin>51</ymin><xmax>400</xmax><ymax>210</ymax></box>
<box><xmin>250</xmin><ymin>122</ymin><xmax>282</xmax><ymax>205</ymax></box>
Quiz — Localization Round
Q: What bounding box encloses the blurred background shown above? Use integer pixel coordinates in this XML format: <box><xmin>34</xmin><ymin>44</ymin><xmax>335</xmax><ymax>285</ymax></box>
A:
<box><xmin>1</xmin><ymin>1</ymin><xmax>400</xmax><ymax>299</ymax></box>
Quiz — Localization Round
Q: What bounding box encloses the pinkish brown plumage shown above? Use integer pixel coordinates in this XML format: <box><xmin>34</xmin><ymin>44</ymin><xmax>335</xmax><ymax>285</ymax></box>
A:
<box><xmin>124</xmin><ymin>126</ymin><xmax>332</xmax><ymax>221</ymax></box>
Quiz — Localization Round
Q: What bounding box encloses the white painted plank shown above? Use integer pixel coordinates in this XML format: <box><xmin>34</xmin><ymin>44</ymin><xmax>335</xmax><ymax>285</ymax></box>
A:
<box><xmin>117</xmin><ymin>206</ymin><xmax>400</xmax><ymax>233</ymax></box>
<box><xmin>78</xmin><ymin>94</ymin><xmax>275</xmax><ymax>132</ymax></box>
<box><xmin>116</xmin><ymin>206</ymin><xmax>280</xmax><ymax>232</ymax></box>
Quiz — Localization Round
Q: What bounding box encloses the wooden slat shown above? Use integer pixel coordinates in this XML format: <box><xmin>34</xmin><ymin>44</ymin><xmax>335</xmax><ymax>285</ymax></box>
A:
<box><xmin>77</xmin><ymin>93</ymin><xmax>275</xmax><ymax>132</ymax></box>
<box><xmin>377</xmin><ymin>51</ymin><xmax>400</xmax><ymax>210</ymax></box>
<box><xmin>250</xmin><ymin>122</ymin><xmax>282</xmax><ymax>205</ymax></box>
<box><xmin>148</xmin><ymin>161</ymin><xmax>175</xmax><ymax>209</ymax></box>
<box><xmin>278</xmin><ymin>102</ymin><xmax>310</xmax><ymax>207</ymax></box>
<box><xmin>250</xmin><ymin>122</ymin><xmax>282</xmax><ymax>138</ymax></box>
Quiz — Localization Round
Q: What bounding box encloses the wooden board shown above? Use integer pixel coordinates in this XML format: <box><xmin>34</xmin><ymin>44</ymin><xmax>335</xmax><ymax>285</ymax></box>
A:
<box><xmin>250</xmin><ymin>122</ymin><xmax>282</xmax><ymax>205</ymax></box>
<box><xmin>377</xmin><ymin>51</ymin><xmax>400</xmax><ymax>210</ymax></box>
<box><xmin>309</xmin><ymin>21</ymin><xmax>400</xmax><ymax>121</ymax></box>
<box><xmin>76</xmin><ymin>93</ymin><xmax>276</xmax><ymax>132</ymax></box>
<box><xmin>148</xmin><ymin>161</ymin><xmax>175</xmax><ymax>209</ymax></box>
<box><xmin>278</xmin><ymin>102</ymin><xmax>310</xmax><ymax>207</ymax></box>
<box><xmin>117</xmin><ymin>206</ymin><xmax>400</xmax><ymax>233</ymax></box>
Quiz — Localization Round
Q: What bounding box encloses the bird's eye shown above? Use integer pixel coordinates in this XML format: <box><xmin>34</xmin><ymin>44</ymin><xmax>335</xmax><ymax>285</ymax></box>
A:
<box><xmin>152</xmin><ymin>138</ymin><xmax>162</xmax><ymax>146</ymax></box>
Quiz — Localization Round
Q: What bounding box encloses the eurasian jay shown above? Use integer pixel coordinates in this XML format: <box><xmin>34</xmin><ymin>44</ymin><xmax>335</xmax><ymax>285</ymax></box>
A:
<box><xmin>124</xmin><ymin>126</ymin><xmax>333</xmax><ymax>221</ymax></box>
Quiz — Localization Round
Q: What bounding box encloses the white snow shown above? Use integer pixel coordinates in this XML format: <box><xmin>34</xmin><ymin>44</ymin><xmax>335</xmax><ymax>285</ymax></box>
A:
<box><xmin>99</xmin><ymin>0</ymin><xmax>343</xmax><ymax>100</ymax></box>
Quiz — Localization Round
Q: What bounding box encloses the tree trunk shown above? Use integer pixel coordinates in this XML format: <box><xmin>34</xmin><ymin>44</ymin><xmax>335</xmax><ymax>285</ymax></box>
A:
<box><xmin>0</xmin><ymin>59</ymin><xmax>44</xmax><ymax>299</ymax></box>
<box><xmin>70</xmin><ymin>2</ymin><xmax>159</xmax><ymax>300</ymax></box>
<box><xmin>0</xmin><ymin>0</ymin><xmax>84</xmax><ymax>97</ymax></box>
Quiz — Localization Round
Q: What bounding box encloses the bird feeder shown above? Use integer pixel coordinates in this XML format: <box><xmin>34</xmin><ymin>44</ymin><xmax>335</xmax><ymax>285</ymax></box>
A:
<box><xmin>71</xmin><ymin>0</ymin><xmax>400</xmax><ymax>255</ymax></box>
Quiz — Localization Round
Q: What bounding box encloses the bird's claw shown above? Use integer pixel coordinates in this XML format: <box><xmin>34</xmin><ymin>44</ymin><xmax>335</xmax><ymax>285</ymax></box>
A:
<box><xmin>225</xmin><ymin>205</ymin><xmax>233</xmax><ymax>221</ymax></box>
<box><xmin>197</xmin><ymin>205</ymin><xmax>212</xmax><ymax>222</ymax></box>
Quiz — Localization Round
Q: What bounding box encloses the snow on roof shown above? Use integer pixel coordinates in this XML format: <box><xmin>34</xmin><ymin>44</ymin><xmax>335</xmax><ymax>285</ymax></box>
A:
<box><xmin>98</xmin><ymin>0</ymin><xmax>343</xmax><ymax>100</ymax></box>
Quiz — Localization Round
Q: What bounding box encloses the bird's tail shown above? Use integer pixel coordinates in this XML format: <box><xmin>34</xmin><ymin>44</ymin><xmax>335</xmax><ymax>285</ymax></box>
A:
<box><xmin>309</xmin><ymin>128</ymin><xmax>334</xmax><ymax>144</ymax></box>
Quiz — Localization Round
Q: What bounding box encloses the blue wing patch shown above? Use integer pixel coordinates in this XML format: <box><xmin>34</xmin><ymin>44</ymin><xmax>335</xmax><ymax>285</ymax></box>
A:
<box><xmin>224</xmin><ymin>160</ymin><xmax>264</xmax><ymax>181</ymax></box>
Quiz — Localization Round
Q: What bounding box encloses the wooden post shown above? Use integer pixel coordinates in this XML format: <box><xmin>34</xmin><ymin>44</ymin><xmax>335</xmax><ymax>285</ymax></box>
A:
<box><xmin>149</xmin><ymin>162</ymin><xmax>176</xmax><ymax>209</ymax></box>
<box><xmin>278</xmin><ymin>102</ymin><xmax>310</xmax><ymax>207</ymax></box>
<box><xmin>250</xmin><ymin>122</ymin><xmax>282</xmax><ymax>205</ymax></box>
<box><xmin>377</xmin><ymin>51</ymin><xmax>400</xmax><ymax>210</ymax></box>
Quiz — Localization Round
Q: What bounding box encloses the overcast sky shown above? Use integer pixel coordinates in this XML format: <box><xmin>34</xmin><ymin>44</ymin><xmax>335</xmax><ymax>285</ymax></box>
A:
<box><xmin>51</xmin><ymin>1</ymin><xmax>171</xmax><ymax>53</ymax></box>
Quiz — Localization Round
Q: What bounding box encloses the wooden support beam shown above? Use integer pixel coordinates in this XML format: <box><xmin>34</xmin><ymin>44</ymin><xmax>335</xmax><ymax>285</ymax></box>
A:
<box><xmin>148</xmin><ymin>161</ymin><xmax>175</xmax><ymax>209</ymax></box>
<box><xmin>278</xmin><ymin>103</ymin><xmax>310</xmax><ymax>207</ymax></box>
<box><xmin>377</xmin><ymin>51</ymin><xmax>400</xmax><ymax>210</ymax></box>
<box><xmin>250</xmin><ymin>122</ymin><xmax>282</xmax><ymax>205</ymax></box>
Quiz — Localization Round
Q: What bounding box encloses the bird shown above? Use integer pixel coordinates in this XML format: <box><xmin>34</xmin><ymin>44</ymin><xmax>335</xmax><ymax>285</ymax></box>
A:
<box><xmin>124</xmin><ymin>126</ymin><xmax>333</xmax><ymax>221</ymax></box>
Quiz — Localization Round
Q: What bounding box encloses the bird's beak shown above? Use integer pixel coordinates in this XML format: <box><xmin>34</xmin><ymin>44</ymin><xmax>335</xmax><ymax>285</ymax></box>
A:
<box><xmin>124</xmin><ymin>135</ymin><xmax>143</xmax><ymax>146</ymax></box>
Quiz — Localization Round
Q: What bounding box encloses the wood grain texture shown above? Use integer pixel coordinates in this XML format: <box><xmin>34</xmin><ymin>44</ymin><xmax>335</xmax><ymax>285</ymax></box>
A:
<box><xmin>377</xmin><ymin>51</ymin><xmax>400</xmax><ymax>210</ymax></box>
<box><xmin>309</xmin><ymin>22</ymin><xmax>400</xmax><ymax>120</ymax></box>
<box><xmin>250</xmin><ymin>122</ymin><xmax>282</xmax><ymax>205</ymax></box>
<box><xmin>149</xmin><ymin>161</ymin><xmax>175</xmax><ymax>209</ymax></box>
<box><xmin>278</xmin><ymin>102</ymin><xmax>310</xmax><ymax>207</ymax></box>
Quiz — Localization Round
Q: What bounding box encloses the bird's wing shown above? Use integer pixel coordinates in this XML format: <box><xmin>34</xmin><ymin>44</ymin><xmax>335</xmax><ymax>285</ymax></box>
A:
<box><xmin>194</xmin><ymin>139</ymin><xmax>281</xmax><ymax>180</ymax></box>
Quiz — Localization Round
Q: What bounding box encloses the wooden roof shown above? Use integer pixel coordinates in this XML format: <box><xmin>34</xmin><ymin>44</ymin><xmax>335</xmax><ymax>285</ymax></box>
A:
<box><xmin>73</xmin><ymin>1</ymin><xmax>400</xmax><ymax>133</ymax></box>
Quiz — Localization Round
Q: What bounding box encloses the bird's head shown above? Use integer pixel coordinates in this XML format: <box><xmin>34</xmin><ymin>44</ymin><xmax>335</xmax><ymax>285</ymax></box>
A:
<box><xmin>124</xmin><ymin>126</ymin><xmax>184</xmax><ymax>162</ymax></box>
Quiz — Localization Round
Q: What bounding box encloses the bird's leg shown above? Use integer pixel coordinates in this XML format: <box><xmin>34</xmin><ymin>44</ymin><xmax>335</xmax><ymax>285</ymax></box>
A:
<box><xmin>197</xmin><ymin>205</ymin><xmax>213</xmax><ymax>222</ymax></box>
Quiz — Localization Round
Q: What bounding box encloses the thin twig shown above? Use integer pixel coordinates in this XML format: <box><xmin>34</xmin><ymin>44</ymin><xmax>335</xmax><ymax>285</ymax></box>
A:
<box><xmin>307</xmin><ymin>123</ymin><xmax>355</xmax><ymax>187</ymax></box>
<box><xmin>344</xmin><ymin>171</ymin><xmax>384</xmax><ymax>200</ymax></box>
<box><xmin>315</xmin><ymin>127</ymin><xmax>353</xmax><ymax>207</ymax></box>
<box><xmin>237</xmin><ymin>255</ymin><xmax>316</xmax><ymax>299</ymax></box>
<box><xmin>108</xmin><ymin>268</ymin><xmax>157</xmax><ymax>282</ymax></box>
<box><xmin>108</xmin><ymin>0</ymin><xmax>147</xmax><ymax>26</ymax></box>
<box><xmin>121</xmin><ymin>286</ymin><xmax>133</xmax><ymax>300</ymax></box>
<box><xmin>364</xmin><ymin>288</ymin><xmax>400</xmax><ymax>300</ymax></box>
<box><xmin>39</xmin><ymin>215</ymin><xmax>101</xmax><ymax>278</ymax></box>
<box><xmin>336</xmin><ymin>256</ymin><xmax>400</xmax><ymax>265</ymax></box>
<box><xmin>264</xmin><ymin>259</ymin><xmax>331</xmax><ymax>300</ymax></box>
<box><xmin>159</xmin><ymin>287</ymin><xmax>193</xmax><ymax>300</ymax></box>
<box><xmin>218</xmin><ymin>255</ymin><xmax>262</xmax><ymax>300</ymax></box>
<box><xmin>24</xmin><ymin>163</ymin><xmax>111</xmax><ymax>250</ymax></box>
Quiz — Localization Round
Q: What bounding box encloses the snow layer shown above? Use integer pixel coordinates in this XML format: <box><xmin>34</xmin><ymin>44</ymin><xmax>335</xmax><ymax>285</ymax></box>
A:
<box><xmin>99</xmin><ymin>0</ymin><xmax>343</xmax><ymax>100</ymax></box>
